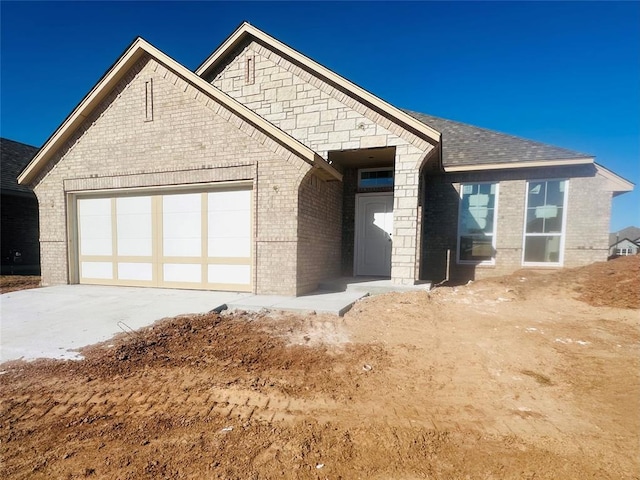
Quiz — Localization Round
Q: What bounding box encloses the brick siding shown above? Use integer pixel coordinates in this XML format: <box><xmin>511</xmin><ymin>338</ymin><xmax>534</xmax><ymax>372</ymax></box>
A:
<box><xmin>421</xmin><ymin>164</ymin><xmax>613</xmax><ymax>283</ymax></box>
<box><xmin>30</xmin><ymin>55</ymin><xmax>318</xmax><ymax>295</ymax></box>
<box><xmin>296</xmin><ymin>172</ymin><xmax>343</xmax><ymax>294</ymax></box>
<box><xmin>207</xmin><ymin>38</ymin><xmax>434</xmax><ymax>286</ymax></box>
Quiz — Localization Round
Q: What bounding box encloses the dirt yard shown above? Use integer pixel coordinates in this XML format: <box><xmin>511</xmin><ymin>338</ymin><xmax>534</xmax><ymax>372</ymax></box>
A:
<box><xmin>1</xmin><ymin>256</ymin><xmax>639</xmax><ymax>479</ymax></box>
<box><xmin>0</xmin><ymin>275</ymin><xmax>41</xmax><ymax>294</ymax></box>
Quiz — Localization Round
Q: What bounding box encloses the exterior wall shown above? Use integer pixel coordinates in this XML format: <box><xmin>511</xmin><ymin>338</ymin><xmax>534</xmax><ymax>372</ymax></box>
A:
<box><xmin>31</xmin><ymin>56</ymin><xmax>312</xmax><ymax>295</ymax></box>
<box><xmin>296</xmin><ymin>172</ymin><xmax>343</xmax><ymax>294</ymax></box>
<box><xmin>207</xmin><ymin>39</ymin><xmax>433</xmax><ymax>285</ymax></box>
<box><xmin>0</xmin><ymin>193</ymin><xmax>40</xmax><ymax>274</ymax></box>
<box><xmin>609</xmin><ymin>239</ymin><xmax>640</xmax><ymax>256</ymax></box>
<box><xmin>422</xmin><ymin>164</ymin><xmax>613</xmax><ymax>283</ymax></box>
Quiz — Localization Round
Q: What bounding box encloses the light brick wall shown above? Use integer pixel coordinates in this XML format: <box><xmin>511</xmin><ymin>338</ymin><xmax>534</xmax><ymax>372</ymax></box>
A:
<box><xmin>207</xmin><ymin>39</ymin><xmax>434</xmax><ymax>285</ymax></box>
<box><xmin>31</xmin><ymin>55</ymin><xmax>315</xmax><ymax>295</ymax></box>
<box><xmin>297</xmin><ymin>172</ymin><xmax>343</xmax><ymax>294</ymax></box>
<box><xmin>422</xmin><ymin>164</ymin><xmax>613</xmax><ymax>283</ymax></box>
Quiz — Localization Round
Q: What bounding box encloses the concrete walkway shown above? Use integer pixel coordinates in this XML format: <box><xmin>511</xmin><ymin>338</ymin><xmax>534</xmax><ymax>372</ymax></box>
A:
<box><xmin>0</xmin><ymin>285</ymin><xmax>366</xmax><ymax>363</ymax></box>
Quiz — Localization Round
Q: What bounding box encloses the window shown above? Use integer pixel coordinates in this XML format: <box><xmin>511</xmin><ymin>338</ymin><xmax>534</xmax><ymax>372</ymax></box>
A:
<box><xmin>616</xmin><ymin>247</ymin><xmax>633</xmax><ymax>256</ymax></box>
<box><xmin>358</xmin><ymin>168</ymin><xmax>394</xmax><ymax>189</ymax></box>
<box><xmin>523</xmin><ymin>179</ymin><xmax>568</xmax><ymax>265</ymax></box>
<box><xmin>457</xmin><ymin>183</ymin><xmax>498</xmax><ymax>263</ymax></box>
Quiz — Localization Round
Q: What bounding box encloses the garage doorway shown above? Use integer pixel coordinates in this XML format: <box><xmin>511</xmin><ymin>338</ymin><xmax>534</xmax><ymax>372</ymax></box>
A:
<box><xmin>72</xmin><ymin>185</ymin><xmax>252</xmax><ymax>292</ymax></box>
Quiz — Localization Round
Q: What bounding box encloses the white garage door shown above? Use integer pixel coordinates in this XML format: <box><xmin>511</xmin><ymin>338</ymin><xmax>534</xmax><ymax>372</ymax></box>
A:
<box><xmin>76</xmin><ymin>188</ymin><xmax>252</xmax><ymax>291</ymax></box>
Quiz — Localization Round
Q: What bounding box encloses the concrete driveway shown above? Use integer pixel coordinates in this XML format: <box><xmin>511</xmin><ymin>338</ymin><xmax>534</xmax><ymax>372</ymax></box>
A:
<box><xmin>0</xmin><ymin>285</ymin><xmax>251</xmax><ymax>363</ymax></box>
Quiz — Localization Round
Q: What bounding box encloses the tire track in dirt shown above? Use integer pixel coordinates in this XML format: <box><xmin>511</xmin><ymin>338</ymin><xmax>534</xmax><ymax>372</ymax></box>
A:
<box><xmin>1</xmin><ymin>380</ymin><xmax>342</xmax><ymax>427</ymax></box>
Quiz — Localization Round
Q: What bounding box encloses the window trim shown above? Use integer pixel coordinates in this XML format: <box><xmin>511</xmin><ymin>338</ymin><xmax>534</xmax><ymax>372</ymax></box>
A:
<box><xmin>521</xmin><ymin>178</ymin><xmax>569</xmax><ymax>267</ymax></box>
<box><xmin>456</xmin><ymin>182</ymin><xmax>499</xmax><ymax>266</ymax></box>
<box><xmin>357</xmin><ymin>167</ymin><xmax>394</xmax><ymax>189</ymax></box>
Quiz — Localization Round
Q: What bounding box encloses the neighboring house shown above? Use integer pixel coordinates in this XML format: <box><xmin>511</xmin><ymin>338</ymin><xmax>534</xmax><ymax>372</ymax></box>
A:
<box><xmin>609</xmin><ymin>226</ymin><xmax>640</xmax><ymax>257</ymax></box>
<box><xmin>1</xmin><ymin>138</ymin><xmax>40</xmax><ymax>274</ymax></box>
<box><xmin>17</xmin><ymin>23</ymin><xmax>634</xmax><ymax>295</ymax></box>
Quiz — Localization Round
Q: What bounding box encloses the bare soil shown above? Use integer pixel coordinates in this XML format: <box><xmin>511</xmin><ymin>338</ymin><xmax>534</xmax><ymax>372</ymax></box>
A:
<box><xmin>1</xmin><ymin>257</ymin><xmax>639</xmax><ymax>479</ymax></box>
<box><xmin>0</xmin><ymin>275</ymin><xmax>41</xmax><ymax>294</ymax></box>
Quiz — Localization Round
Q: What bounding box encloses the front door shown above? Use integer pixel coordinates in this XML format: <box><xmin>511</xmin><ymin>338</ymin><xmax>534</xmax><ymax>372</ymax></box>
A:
<box><xmin>355</xmin><ymin>194</ymin><xmax>393</xmax><ymax>276</ymax></box>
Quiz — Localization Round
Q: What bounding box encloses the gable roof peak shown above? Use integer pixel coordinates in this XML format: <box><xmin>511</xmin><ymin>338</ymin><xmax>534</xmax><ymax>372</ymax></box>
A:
<box><xmin>195</xmin><ymin>23</ymin><xmax>441</xmax><ymax>145</ymax></box>
<box><xmin>18</xmin><ymin>35</ymin><xmax>341</xmax><ymax>185</ymax></box>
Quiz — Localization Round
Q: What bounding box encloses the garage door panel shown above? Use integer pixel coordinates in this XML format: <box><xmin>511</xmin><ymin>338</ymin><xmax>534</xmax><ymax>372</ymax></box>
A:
<box><xmin>163</xmin><ymin>193</ymin><xmax>202</xmax><ymax>257</ymax></box>
<box><xmin>209</xmin><ymin>238</ymin><xmax>251</xmax><ymax>258</ymax></box>
<box><xmin>117</xmin><ymin>262</ymin><xmax>153</xmax><ymax>281</ymax></box>
<box><xmin>208</xmin><ymin>190</ymin><xmax>251</xmax><ymax>258</ymax></box>
<box><xmin>208</xmin><ymin>264</ymin><xmax>251</xmax><ymax>285</ymax></box>
<box><xmin>81</xmin><ymin>261</ymin><xmax>113</xmax><ymax>280</ymax></box>
<box><xmin>163</xmin><ymin>263</ymin><xmax>202</xmax><ymax>283</ymax></box>
<box><xmin>78</xmin><ymin>198</ymin><xmax>113</xmax><ymax>256</ymax></box>
<box><xmin>209</xmin><ymin>210</ymin><xmax>250</xmax><ymax>237</ymax></box>
<box><xmin>116</xmin><ymin>197</ymin><xmax>152</xmax><ymax>256</ymax></box>
<box><xmin>209</xmin><ymin>190</ymin><xmax>251</xmax><ymax>211</ymax></box>
<box><xmin>77</xmin><ymin>187</ymin><xmax>252</xmax><ymax>291</ymax></box>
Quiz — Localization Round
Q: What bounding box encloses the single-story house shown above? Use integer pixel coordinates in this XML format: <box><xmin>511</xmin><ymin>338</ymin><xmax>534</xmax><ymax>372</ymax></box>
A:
<box><xmin>609</xmin><ymin>226</ymin><xmax>640</xmax><ymax>257</ymax></box>
<box><xmin>1</xmin><ymin>138</ymin><xmax>40</xmax><ymax>274</ymax></box>
<box><xmin>18</xmin><ymin>23</ymin><xmax>634</xmax><ymax>295</ymax></box>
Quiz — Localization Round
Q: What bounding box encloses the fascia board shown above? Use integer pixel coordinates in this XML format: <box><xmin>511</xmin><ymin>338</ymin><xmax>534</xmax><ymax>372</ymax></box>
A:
<box><xmin>444</xmin><ymin>157</ymin><xmax>595</xmax><ymax>173</ymax></box>
<box><xmin>18</xmin><ymin>38</ymin><xmax>148</xmax><ymax>185</ymax></box>
<box><xmin>19</xmin><ymin>37</ymin><xmax>342</xmax><ymax>185</ymax></box>
<box><xmin>196</xmin><ymin>23</ymin><xmax>441</xmax><ymax>144</ymax></box>
<box><xmin>595</xmin><ymin>163</ymin><xmax>634</xmax><ymax>193</ymax></box>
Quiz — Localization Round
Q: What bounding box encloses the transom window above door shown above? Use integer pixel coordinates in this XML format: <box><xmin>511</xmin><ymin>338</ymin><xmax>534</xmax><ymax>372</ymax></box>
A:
<box><xmin>358</xmin><ymin>168</ymin><xmax>394</xmax><ymax>189</ymax></box>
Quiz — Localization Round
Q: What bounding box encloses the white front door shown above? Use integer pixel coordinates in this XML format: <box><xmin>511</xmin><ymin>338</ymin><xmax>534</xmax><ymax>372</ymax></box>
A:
<box><xmin>355</xmin><ymin>194</ymin><xmax>393</xmax><ymax>276</ymax></box>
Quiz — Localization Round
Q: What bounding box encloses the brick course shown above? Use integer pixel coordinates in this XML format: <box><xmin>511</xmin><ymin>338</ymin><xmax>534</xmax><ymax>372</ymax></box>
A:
<box><xmin>31</xmin><ymin>56</ymin><xmax>321</xmax><ymax>295</ymax></box>
<box><xmin>207</xmin><ymin>39</ymin><xmax>434</xmax><ymax>286</ymax></box>
<box><xmin>421</xmin><ymin>164</ymin><xmax>613</xmax><ymax>283</ymax></box>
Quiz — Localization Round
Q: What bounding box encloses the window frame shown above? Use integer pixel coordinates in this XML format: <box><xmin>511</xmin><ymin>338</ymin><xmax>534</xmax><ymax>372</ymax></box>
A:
<box><xmin>456</xmin><ymin>182</ymin><xmax>499</xmax><ymax>266</ymax></box>
<box><xmin>357</xmin><ymin>167</ymin><xmax>394</xmax><ymax>190</ymax></box>
<box><xmin>521</xmin><ymin>178</ymin><xmax>569</xmax><ymax>267</ymax></box>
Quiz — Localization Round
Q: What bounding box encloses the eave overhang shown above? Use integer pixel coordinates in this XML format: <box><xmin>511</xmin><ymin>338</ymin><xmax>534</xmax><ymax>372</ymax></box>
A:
<box><xmin>18</xmin><ymin>37</ymin><xmax>341</xmax><ymax>186</ymax></box>
<box><xmin>595</xmin><ymin>163</ymin><xmax>634</xmax><ymax>196</ymax></box>
<box><xmin>444</xmin><ymin>157</ymin><xmax>595</xmax><ymax>172</ymax></box>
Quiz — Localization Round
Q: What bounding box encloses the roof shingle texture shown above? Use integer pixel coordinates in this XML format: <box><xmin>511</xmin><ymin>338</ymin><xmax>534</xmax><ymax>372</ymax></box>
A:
<box><xmin>609</xmin><ymin>226</ymin><xmax>640</xmax><ymax>246</ymax></box>
<box><xmin>403</xmin><ymin>110</ymin><xmax>592</xmax><ymax>168</ymax></box>
<box><xmin>1</xmin><ymin>138</ymin><xmax>39</xmax><ymax>194</ymax></box>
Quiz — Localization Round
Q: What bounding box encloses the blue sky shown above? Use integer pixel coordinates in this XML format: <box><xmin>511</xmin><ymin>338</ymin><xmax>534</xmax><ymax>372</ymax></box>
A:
<box><xmin>1</xmin><ymin>1</ymin><xmax>638</xmax><ymax>231</ymax></box>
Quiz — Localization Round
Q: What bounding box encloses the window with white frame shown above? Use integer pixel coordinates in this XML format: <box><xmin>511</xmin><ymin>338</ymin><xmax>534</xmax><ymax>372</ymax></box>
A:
<box><xmin>523</xmin><ymin>179</ymin><xmax>568</xmax><ymax>264</ymax></box>
<box><xmin>457</xmin><ymin>183</ymin><xmax>498</xmax><ymax>263</ymax></box>
<box><xmin>616</xmin><ymin>247</ymin><xmax>633</xmax><ymax>256</ymax></box>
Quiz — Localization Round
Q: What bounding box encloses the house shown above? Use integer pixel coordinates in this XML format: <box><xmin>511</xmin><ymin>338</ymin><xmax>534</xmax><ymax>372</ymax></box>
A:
<box><xmin>17</xmin><ymin>23</ymin><xmax>634</xmax><ymax>295</ymax></box>
<box><xmin>1</xmin><ymin>138</ymin><xmax>40</xmax><ymax>274</ymax></box>
<box><xmin>609</xmin><ymin>226</ymin><xmax>640</xmax><ymax>257</ymax></box>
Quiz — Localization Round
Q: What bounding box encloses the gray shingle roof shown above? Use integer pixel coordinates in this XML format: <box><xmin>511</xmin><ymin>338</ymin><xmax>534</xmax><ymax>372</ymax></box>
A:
<box><xmin>1</xmin><ymin>138</ymin><xmax>39</xmax><ymax>194</ymax></box>
<box><xmin>609</xmin><ymin>226</ymin><xmax>640</xmax><ymax>246</ymax></box>
<box><xmin>403</xmin><ymin>110</ymin><xmax>593</xmax><ymax>168</ymax></box>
